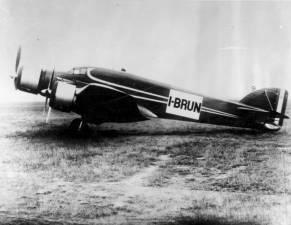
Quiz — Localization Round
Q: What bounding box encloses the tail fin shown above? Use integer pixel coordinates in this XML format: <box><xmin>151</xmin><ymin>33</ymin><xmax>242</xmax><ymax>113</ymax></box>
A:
<box><xmin>240</xmin><ymin>88</ymin><xmax>289</xmax><ymax>126</ymax></box>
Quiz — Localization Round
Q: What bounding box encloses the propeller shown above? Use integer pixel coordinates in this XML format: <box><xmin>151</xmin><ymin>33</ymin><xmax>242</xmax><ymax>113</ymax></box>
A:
<box><xmin>45</xmin><ymin>107</ymin><xmax>52</xmax><ymax>123</ymax></box>
<box><xmin>11</xmin><ymin>46</ymin><xmax>22</xmax><ymax>89</ymax></box>
<box><xmin>14</xmin><ymin>66</ymin><xmax>23</xmax><ymax>90</ymax></box>
<box><xmin>44</xmin><ymin>68</ymin><xmax>54</xmax><ymax>109</ymax></box>
<box><xmin>12</xmin><ymin>46</ymin><xmax>54</xmax><ymax>123</ymax></box>
<box><xmin>15</xmin><ymin>47</ymin><xmax>21</xmax><ymax>73</ymax></box>
<box><xmin>42</xmin><ymin>68</ymin><xmax>55</xmax><ymax>122</ymax></box>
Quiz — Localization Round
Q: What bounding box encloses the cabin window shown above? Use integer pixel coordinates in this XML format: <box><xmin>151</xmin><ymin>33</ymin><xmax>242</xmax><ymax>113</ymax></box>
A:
<box><xmin>72</xmin><ymin>68</ymin><xmax>87</xmax><ymax>75</ymax></box>
<box><xmin>73</xmin><ymin>68</ymin><xmax>80</xmax><ymax>75</ymax></box>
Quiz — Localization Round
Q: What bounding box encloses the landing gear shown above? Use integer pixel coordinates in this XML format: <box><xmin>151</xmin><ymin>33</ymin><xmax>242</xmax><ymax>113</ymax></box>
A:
<box><xmin>69</xmin><ymin>118</ymin><xmax>91</xmax><ymax>135</ymax></box>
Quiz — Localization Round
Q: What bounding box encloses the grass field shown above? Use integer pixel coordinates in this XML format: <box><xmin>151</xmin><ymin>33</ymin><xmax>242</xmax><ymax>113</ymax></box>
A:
<box><xmin>0</xmin><ymin>102</ymin><xmax>290</xmax><ymax>225</ymax></box>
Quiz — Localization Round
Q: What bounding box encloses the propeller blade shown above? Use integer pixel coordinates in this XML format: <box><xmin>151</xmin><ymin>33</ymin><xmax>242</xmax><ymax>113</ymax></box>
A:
<box><xmin>14</xmin><ymin>66</ymin><xmax>23</xmax><ymax>90</ymax></box>
<box><xmin>15</xmin><ymin>46</ymin><xmax>21</xmax><ymax>73</ymax></box>
<box><xmin>42</xmin><ymin>105</ymin><xmax>46</xmax><ymax>116</ymax></box>
<box><xmin>45</xmin><ymin>96</ymin><xmax>49</xmax><ymax>109</ymax></box>
<box><xmin>43</xmin><ymin>96</ymin><xmax>49</xmax><ymax>115</ymax></box>
<box><xmin>45</xmin><ymin>107</ymin><xmax>52</xmax><ymax>123</ymax></box>
<box><xmin>42</xmin><ymin>68</ymin><xmax>54</xmax><ymax>114</ymax></box>
<box><xmin>48</xmin><ymin>68</ymin><xmax>55</xmax><ymax>90</ymax></box>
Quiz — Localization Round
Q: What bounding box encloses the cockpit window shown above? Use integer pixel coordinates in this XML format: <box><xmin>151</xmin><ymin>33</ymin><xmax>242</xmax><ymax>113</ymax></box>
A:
<box><xmin>80</xmin><ymin>68</ymin><xmax>87</xmax><ymax>74</ymax></box>
<box><xmin>69</xmin><ymin>67</ymin><xmax>87</xmax><ymax>75</ymax></box>
<box><xmin>73</xmin><ymin>68</ymin><xmax>80</xmax><ymax>75</ymax></box>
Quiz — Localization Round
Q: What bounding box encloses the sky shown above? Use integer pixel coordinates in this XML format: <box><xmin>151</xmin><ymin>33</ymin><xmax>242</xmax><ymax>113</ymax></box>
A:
<box><xmin>1</xmin><ymin>0</ymin><xmax>291</xmax><ymax>102</ymax></box>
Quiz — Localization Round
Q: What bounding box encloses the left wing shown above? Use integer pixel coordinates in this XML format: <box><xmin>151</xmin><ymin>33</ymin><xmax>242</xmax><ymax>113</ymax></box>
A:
<box><xmin>74</xmin><ymin>83</ymin><xmax>147</xmax><ymax>123</ymax></box>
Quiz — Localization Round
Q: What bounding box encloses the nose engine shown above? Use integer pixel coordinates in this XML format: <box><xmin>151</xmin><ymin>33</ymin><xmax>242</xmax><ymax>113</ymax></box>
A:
<box><xmin>15</xmin><ymin>68</ymin><xmax>56</xmax><ymax>94</ymax></box>
<box><xmin>14</xmin><ymin>67</ymin><xmax>42</xmax><ymax>93</ymax></box>
<box><xmin>13</xmin><ymin>47</ymin><xmax>54</xmax><ymax>94</ymax></box>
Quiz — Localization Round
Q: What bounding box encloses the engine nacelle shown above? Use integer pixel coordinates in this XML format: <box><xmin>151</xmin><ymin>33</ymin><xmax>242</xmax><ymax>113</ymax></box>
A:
<box><xmin>17</xmin><ymin>67</ymin><xmax>41</xmax><ymax>94</ymax></box>
<box><xmin>49</xmin><ymin>81</ymin><xmax>76</xmax><ymax>112</ymax></box>
<box><xmin>16</xmin><ymin>68</ymin><xmax>56</xmax><ymax>95</ymax></box>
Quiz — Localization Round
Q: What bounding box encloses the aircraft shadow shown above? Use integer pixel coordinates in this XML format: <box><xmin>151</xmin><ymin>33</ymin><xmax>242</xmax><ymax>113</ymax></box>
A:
<box><xmin>154</xmin><ymin>216</ymin><xmax>260</xmax><ymax>225</ymax></box>
<box><xmin>0</xmin><ymin>215</ymin><xmax>261</xmax><ymax>225</ymax></box>
<box><xmin>8</xmin><ymin>122</ymin><xmax>276</xmax><ymax>143</ymax></box>
<box><xmin>152</xmin><ymin>216</ymin><xmax>261</xmax><ymax>225</ymax></box>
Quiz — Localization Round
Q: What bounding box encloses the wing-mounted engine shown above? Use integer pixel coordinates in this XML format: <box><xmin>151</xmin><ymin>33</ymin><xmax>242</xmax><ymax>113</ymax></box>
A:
<box><xmin>49</xmin><ymin>81</ymin><xmax>77</xmax><ymax>112</ymax></box>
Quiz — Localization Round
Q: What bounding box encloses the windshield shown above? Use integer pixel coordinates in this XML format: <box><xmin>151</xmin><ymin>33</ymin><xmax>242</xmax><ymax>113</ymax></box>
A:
<box><xmin>68</xmin><ymin>67</ymin><xmax>87</xmax><ymax>75</ymax></box>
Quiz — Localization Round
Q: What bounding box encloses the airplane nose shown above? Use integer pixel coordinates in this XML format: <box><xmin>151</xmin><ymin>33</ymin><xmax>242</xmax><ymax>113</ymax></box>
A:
<box><xmin>16</xmin><ymin>69</ymin><xmax>56</xmax><ymax>95</ymax></box>
<box><xmin>12</xmin><ymin>46</ymin><xmax>43</xmax><ymax>94</ymax></box>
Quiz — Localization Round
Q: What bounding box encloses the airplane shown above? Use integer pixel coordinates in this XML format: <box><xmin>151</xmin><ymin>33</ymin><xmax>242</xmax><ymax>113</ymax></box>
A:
<box><xmin>11</xmin><ymin>47</ymin><xmax>289</xmax><ymax>133</ymax></box>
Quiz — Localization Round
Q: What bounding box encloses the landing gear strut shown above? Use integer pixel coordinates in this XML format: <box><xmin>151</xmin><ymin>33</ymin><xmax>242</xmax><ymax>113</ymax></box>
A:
<box><xmin>69</xmin><ymin>118</ymin><xmax>91</xmax><ymax>134</ymax></box>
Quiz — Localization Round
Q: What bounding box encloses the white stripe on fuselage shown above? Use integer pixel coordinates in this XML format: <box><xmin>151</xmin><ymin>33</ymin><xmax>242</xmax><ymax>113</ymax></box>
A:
<box><xmin>76</xmin><ymin>83</ymin><xmax>127</xmax><ymax>95</ymax></box>
<box><xmin>130</xmin><ymin>95</ymin><xmax>167</xmax><ymax>104</ymax></box>
<box><xmin>202</xmin><ymin>107</ymin><xmax>239</xmax><ymax>119</ymax></box>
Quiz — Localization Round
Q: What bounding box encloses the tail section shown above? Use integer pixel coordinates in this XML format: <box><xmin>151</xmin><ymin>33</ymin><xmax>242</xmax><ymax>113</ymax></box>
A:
<box><xmin>240</xmin><ymin>88</ymin><xmax>289</xmax><ymax>129</ymax></box>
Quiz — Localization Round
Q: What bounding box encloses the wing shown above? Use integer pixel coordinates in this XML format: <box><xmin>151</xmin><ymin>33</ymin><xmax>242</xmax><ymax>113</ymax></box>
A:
<box><xmin>74</xmin><ymin>84</ymin><xmax>147</xmax><ymax>123</ymax></box>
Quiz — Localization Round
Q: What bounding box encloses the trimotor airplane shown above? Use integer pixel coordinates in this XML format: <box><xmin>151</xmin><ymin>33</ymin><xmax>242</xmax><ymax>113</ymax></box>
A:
<box><xmin>11</xmin><ymin>47</ymin><xmax>289</xmax><ymax>132</ymax></box>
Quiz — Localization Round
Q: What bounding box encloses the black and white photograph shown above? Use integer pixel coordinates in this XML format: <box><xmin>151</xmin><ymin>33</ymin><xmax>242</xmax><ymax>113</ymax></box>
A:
<box><xmin>0</xmin><ymin>0</ymin><xmax>290</xmax><ymax>224</ymax></box>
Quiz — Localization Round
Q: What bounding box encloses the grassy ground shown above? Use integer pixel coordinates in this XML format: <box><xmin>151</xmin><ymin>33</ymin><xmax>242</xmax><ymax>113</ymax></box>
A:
<box><xmin>0</xmin><ymin>102</ymin><xmax>290</xmax><ymax>225</ymax></box>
